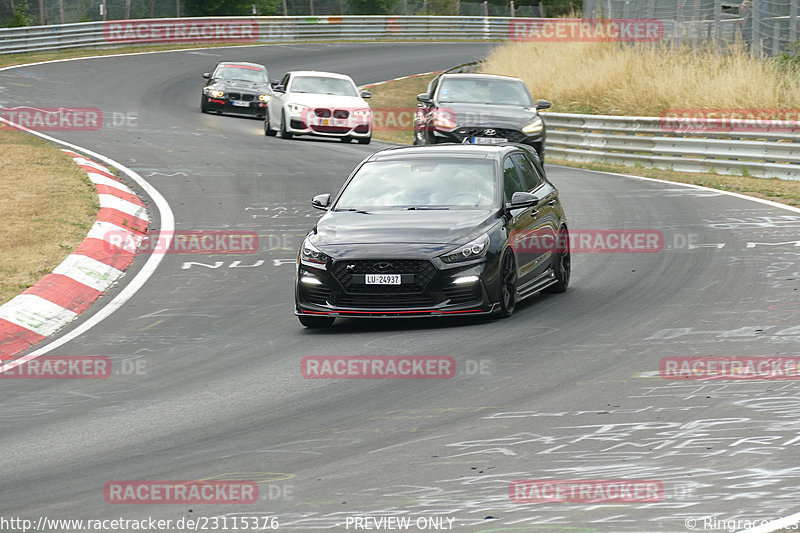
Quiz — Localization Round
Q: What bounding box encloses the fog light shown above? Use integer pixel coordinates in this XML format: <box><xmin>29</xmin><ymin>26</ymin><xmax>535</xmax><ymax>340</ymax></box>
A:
<box><xmin>301</xmin><ymin>275</ymin><xmax>323</xmax><ymax>285</ymax></box>
<box><xmin>453</xmin><ymin>275</ymin><xmax>480</xmax><ymax>284</ymax></box>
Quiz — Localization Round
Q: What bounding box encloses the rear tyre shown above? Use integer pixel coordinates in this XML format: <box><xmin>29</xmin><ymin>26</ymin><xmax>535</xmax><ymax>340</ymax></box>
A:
<box><xmin>544</xmin><ymin>226</ymin><xmax>570</xmax><ymax>293</ymax></box>
<box><xmin>357</xmin><ymin>136</ymin><xmax>371</xmax><ymax>145</ymax></box>
<box><xmin>298</xmin><ymin>315</ymin><xmax>335</xmax><ymax>328</ymax></box>
<box><xmin>280</xmin><ymin>111</ymin><xmax>293</xmax><ymax>139</ymax></box>
<box><xmin>497</xmin><ymin>250</ymin><xmax>517</xmax><ymax>318</ymax></box>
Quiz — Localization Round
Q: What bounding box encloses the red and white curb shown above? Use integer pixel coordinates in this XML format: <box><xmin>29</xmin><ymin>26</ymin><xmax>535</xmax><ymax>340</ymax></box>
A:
<box><xmin>0</xmin><ymin>150</ymin><xmax>149</xmax><ymax>359</ymax></box>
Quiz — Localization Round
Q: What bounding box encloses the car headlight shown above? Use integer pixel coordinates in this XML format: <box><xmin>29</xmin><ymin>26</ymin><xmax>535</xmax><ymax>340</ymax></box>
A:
<box><xmin>432</xmin><ymin>109</ymin><xmax>457</xmax><ymax>130</ymax></box>
<box><xmin>440</xmin><ymin>234</ymin><xmax>490</xmax><ymax>264</ymax></box>
<box><xmin>207</xmin><ymin>89</ymin><xmax>225</xmax><ymax>98</ymax></box>
<box><xmin>351</xmin><ymin>108</ymin><xmax>372</xmax><ymax>120</ymax></box>
<box><xmin>300</xmin><ymin>238</ymin><xmax>331</xmax><ymax>269</ymax></box>
<box><xmin>259</xmin><ymin>94</ymin><xmax>271</xmax><ymax>103</ymax></box>
<box><xmin>522</xmin><ymin>116</ymin><xmax>543</xmax><ymax>134</ymax></box>
<box><xmin>287</xmin><ymin>103</ymin><xmax>309</xmax><ymax>114</ymax></box>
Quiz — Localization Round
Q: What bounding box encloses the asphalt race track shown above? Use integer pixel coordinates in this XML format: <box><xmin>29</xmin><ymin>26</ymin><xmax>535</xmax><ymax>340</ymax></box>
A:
<box><xmin>1</xmin><ymin>43</ymin><xmax>799</xmax><ymax>532</ymax></box>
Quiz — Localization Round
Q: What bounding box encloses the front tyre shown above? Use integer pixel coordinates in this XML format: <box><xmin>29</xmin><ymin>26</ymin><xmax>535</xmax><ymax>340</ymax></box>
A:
<box><xmin>200</xmin><ymin>96</ymin><xmax>210</xmax><ymax>114</ymax></box>
<box><xmin>357</xmin><ymin>136</ymin><xmax>371</xmax><ymax>145</ymax></box>
<box><xmin>497</xmin><ymin>250</ymin><xmax>517</xmax><ymax>318</ymax></box>
<box><xmin>544</xmin><ymin>226</ymin><xmax>570</xmax><ymax>293</ymax></box>
<box><xmin>280</xmin><ymin>111</ymin><xmax>293</xmax><ymax>139</ymax></box>
<box><xmin>264</xmin><ymin>115</ymin><xmax>276</xmax><ymax>136</ymax></box>
<box><xmin>298</xmin><ymin>315</ymin><xmax>335</xmax><ymax>328</ymax></box>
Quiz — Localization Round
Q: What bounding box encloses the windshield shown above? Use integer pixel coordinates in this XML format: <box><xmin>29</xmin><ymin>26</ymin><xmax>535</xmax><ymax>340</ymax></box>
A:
<box><xmin>213</xmin><ymin>65</ymin><xmax>268</xmax><ymax>83</ymax></box>
<box><xmin>437</xmin><ymin>77</ymin><xmax>533</xmax><ymax>106</ymax></box>
<box><xmin>290</xmin><ymin>76</ymin><xmax>358</xmax><ymax>96</ymax></box>
<box><xmin>335</xmin><ymin>158</ymin><xmax>497</xmax><ymax>210</ymax></box>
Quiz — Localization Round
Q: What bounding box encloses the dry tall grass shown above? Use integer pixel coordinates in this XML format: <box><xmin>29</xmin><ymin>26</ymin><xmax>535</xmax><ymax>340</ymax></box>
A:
<box><xmin>481</xmin><ymin>41</ymin><xmax>800</xmax><ymax>116</ymax></box>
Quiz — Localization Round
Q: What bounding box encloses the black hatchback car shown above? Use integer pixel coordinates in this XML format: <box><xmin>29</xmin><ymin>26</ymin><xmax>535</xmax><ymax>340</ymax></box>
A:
<box><xmin>201</xmin><ymin>61</ymin><xmax>272</xmax><ymax>119</ymax></box>
<box><xmin>413</xmin><ymin>73</ymin><xmax>551</xmax><ymax>162</ymax></box>
<box><xmin>294</xmin><ymin>144</ymin><xmax>570</xmax><ymax>328</ymax></box>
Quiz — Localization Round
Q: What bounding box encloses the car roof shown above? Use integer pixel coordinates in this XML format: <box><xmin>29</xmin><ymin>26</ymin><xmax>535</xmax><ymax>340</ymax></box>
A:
<box><xmin>368</xmin><ymin>144</ymin><xmax>531</xmax><ymax>162</ymax></box>
<box><xmin>438</xmin><ymin>72</ymin><xmax>525</xmax><ymax>83</ymax></box>
<box><xmin>287</xmin><ymin>70</ymin><xmax>354</xmax><ymax>80</ymax></box>
<box><xmin>216</xmin><ymin>61</ymin><xmax>266</xmax><ymax>69</ymax></box>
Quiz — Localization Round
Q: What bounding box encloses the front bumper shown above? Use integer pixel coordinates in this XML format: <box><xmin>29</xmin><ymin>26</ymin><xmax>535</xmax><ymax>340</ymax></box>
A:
<box><xmin>286</xmin><ymin>108</ymin><xmax>371</xmax><ymax>138</ymax></box>
<box><xmin>295</xmin><ymin>258</ymin><xmax>494</xmax><ymax>318</ymax></box>
<box><xmin>204</xmin><ymin>95</ymin><xmax>267</xmax><ymax>116</ymax></box>
<box><xmin>431</xmin><ymin>126</ymin><xmax>543</xmax><ymax>146</ymax></box>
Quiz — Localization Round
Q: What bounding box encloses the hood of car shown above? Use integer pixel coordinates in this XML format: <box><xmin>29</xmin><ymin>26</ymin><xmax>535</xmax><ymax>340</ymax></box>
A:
<box><xmin>209</xmin><ymin>79</ymin><xmax>271</xmax><ymax>93</ymax></box>
<box><xmin>311</xmin><ymin>209</ymin><xmax>497</xmax><ymax>256</ymax></box>
<box><xmin>440</xmin><ymin>102</ymin><xmax>539</xmax><ymax>129</ymax></box>
<box><xmin>286</xmin><ymin>93</ymin><xmax>369</xmax><ymax>109</ymax></box>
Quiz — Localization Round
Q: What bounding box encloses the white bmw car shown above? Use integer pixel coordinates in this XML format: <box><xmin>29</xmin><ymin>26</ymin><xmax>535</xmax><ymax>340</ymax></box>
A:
<box><xmin>265</xmin><ymin>71</ymin><xmax>372</xmax><ymax>144</ymax></box>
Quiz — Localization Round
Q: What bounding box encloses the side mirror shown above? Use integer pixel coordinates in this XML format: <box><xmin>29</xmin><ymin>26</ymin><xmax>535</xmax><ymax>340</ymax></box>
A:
<box><xmin>202</xmin><ymin>72</ymin><xmax>211</xmax><ymax>79</ymax></box>
<box><xmin>536</xmin><ymin>99</ymin><xmax>551</xmax><ymax>110</ymax></box>
<box><xmin>311</xmin><ymin>193</ymin><xmax>331</xmax><ymax>210</ymax></box>
<box><xmin>508</xmin><ymin>191</ymin><xmax>539</xmax><ymax>209</ymax></box>
<box><xmin>270</xmin><ymin>79</ymin><xmax>280</xmax><ymax>87</ymax></box>
<box><xmin>360</xmin><ymin>90</ymin><xmax>372</xmax><ymax>99</ymax></box>
<box><xmin>273</xmin><ymin>84</ymin><xmax>285</xmax><ymax>93</ymax></box>
<box><xmin>416</xmin><ymin>93</ymin><xmax>432</xmax><ymax>105</ymax></box>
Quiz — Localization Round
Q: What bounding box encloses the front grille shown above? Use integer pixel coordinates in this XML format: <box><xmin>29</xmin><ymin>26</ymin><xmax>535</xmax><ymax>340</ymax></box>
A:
<box><xmin>315</xmin><ymin>108</ymin><xmax>331</xmax><ymax>118</ymax></box>
<box><xmin>455</xmin><ymin>127</ymin><xmax>527</xmax><ymax>142</ymax></box>
<box><xmin>442</xmin><ymin>284</ymin><xmax>481</xmax><ymax>306</ymax></box>
<box><xmin>228</xmin><ymin>93</ymin><xmax>255</xmax><ymax>101</ymax></box>
<box><xmin>310</xmin><ymin>125</ymin><xmax>350</xmax><ymax>134</ymax></box>
<box><xmin>333</xmin><ymin>109</ymin><xmax>349</xmax><ymax>119</ymax></box>
<box><xmin>303</xmin><ymin>285</ymin><xmax>331</xmax><ymax>306</ymax></box>
<box><xmin>331</xmin><ymin>259</ymin><xmax>436</xmax><ymax>294</ymax></box>
<box><xmin>336</xmin><ymin>294</ymin><xmax>436</xmax><ymax>309</ymax></box>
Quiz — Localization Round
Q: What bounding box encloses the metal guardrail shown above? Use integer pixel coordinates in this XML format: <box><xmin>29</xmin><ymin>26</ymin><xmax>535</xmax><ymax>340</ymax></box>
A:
<box><xmin>542</xmin><ymin>112</ymin><xmax>800</xmax><ymax>181</ymax></box>
<box><xmin>0</xmin><ymin>16</ymin><xmax>512</xmax><ymax>54</ymax></box>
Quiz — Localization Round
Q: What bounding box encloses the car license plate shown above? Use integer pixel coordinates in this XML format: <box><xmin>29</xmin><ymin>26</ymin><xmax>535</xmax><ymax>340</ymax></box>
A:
<box><xmin>232</xmin><ymin>100</ymin><xmax>250</xmax><ymax>107</ymax></box>
<box><xmin>470</xmin><ymin>136</ymin><xmax>508</xmax><ymax>144</ymax></box>
<box><xmin>365</xmin><ymin>274</ymin><xmax>401</xmax><ymax>285</ymax></box>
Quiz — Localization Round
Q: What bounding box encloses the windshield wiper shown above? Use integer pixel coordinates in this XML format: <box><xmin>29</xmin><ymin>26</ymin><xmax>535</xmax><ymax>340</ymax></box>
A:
<box><xmin>337</xmin><ymin>208</ymin><xmax>371</xmax><ymax>214</ymax></box>
<box><xmin>405</xmin><ymin>206</ymin><xmax>450</xmax><ymax>210</ymax></box>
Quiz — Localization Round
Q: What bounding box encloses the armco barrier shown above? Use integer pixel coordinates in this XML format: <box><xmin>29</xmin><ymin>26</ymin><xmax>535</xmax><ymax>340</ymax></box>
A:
<box><xmin>542</xmin><ymin>112</ymin><xmax>800</xmax><ymax>181</ymax></box>
<box><xmin>0</xmin><ymin>16</ymin><xmax>511</xmax><ymax>54</ymax></box>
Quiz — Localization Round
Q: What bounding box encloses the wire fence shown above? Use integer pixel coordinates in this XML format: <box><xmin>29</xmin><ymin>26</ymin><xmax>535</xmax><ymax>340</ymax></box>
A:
<box><xmin>583</xmin><ymin>0</ymin><xmax>799</xmax><ymax>56</ymax></box>
<box><xmin>0</xmin><ymin>0</ymin><xmax>582</xmax><ymax>25</ymax></box>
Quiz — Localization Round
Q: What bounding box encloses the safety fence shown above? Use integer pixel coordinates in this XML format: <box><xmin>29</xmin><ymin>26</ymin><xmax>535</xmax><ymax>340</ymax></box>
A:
<box><xmin>543</xmin><ymin>112</ymin><xmax>800</xmax><ymax>181</ymax></box>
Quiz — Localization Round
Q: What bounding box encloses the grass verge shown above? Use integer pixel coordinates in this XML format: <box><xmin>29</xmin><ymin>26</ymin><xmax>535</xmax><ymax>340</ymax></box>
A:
<box><xmin>0</xmin><ymin>128</ymin><xmax>98</xmax><ymax>305</ymax></box>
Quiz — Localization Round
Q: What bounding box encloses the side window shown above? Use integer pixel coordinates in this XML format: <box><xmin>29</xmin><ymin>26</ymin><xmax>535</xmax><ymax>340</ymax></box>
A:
<box><xmin>503</xmin><ymin>157</ymin><xmax>525</xmax><ymax>201</ymax></box>
<box><xmin>281</xmin><ymin>73</ymin><xmax>291</xmax><ymax>89</ymax></box>
<box><xmin>511</xmin><ymin>153</ymin><xmax>543</xmax><ymax>191</ymax></box>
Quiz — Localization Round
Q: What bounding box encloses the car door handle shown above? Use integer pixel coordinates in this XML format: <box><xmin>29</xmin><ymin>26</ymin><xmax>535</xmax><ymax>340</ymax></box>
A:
<box><xmin>547</xmin><ymin>199</ymin><xmax>557</xmax><ymax>206</ymax></box>
<box><xmin>530</xmin><ymin>209</ymin><xmax>539</xmax><ymax>217</ymax></box>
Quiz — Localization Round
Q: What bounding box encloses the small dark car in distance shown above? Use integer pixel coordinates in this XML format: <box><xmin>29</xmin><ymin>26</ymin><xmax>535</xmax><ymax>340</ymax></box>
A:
<box><xmin>201</xmin><ymin>61</ymin><xmax>272</xmax><ymax>119</ymax></box>
<box><xmin>413</xmin><ymin>73</ymin><xmax>551</xmax><ymax>162</ymax></box>
<box><xmin>295</xmin><ymin>144</ymin><xmax>570</xmax><ymax>328</ymax></box>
